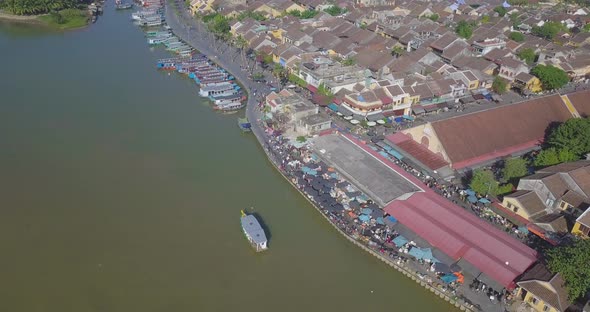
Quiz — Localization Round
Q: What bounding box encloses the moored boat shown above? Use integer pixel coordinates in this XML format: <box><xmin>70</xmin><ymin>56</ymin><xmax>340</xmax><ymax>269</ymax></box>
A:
<box><xmin>116</xmin><ymin>3</ymin><xmax>133</xmax><ymax>9</ymax></box>
<box><xmin>238</xmin><ymin>117</ymin><xmax>251</xmax><ymax>132</ymax></box>
<box><xmin>240</xmin><ymin>210</ymin><xmax>267</xmax><ymax>252</ymax></box>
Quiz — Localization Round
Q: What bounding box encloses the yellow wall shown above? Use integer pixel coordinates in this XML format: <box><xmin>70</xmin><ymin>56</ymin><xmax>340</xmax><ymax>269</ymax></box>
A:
<box><xmin>468</xmin><ymin>80</ymin><xmax>480</xmax><ymax>90</ymax></box>
<box><xmin>401</xmin><ymin>123</ymin><xmax>450</xmax><ymax>161</ymax></box>
<box><xmin>502</xmin><ymin>197</ymin><xmax>532</xmax><ymax>220</ymax></box>
<box><xmin>284</xmin><ymin>3</ymin><xmax>304</xmax><ymax>13</ymax></box>
<box><xmin>527</xmin><ymin>77</ymin><xmax>543</xmax><ymax>93</ymax></box>
<box><xmin>572</xmin><ymin>222</ymin><xmax>589</xmax><ymax>238</ymax></box>
<box><xmin>270</xmin><ymin>29</ymin><xmax>283</xmax><ymax>40</ymax></box>
<box><xmin>522</xmin><ymin>291</ymin><xmax>558</xmax><ymax>312</ymax></box>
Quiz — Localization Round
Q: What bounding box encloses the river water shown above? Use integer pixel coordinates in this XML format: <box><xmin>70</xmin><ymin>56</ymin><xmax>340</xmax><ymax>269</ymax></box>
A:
<box><xmin>0</xmin><ymin>8</ymin><xmax>455</xmax><ymax>312</ymax></box>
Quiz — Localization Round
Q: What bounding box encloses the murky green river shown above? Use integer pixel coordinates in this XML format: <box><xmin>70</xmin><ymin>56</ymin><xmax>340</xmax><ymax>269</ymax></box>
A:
<box><xmin>0</xmin><ymin>7</ymin><xmax>455</xmax><ymax>312</ymax></box>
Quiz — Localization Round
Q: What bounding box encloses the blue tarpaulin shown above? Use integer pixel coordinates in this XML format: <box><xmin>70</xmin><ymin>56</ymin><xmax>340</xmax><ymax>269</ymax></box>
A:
<box><xmin>394</xmin><ymin>117</ymin><xmax>403</xmax><ymax>123</ymax></box>
<box><xmin>358</xmin><ymin>214</ymin><xmax>371</xmax><ymax>223</ymax></box>
<box><xmin>386</xmin><ymin>215</ymin><xmax>397</xmax><ymax>224</ymax></box>
<box><xmin>441</xmin><ymin>274</ymin><xmax>458</xmax><ymax>284</ymax></box>
<box><xmin>393</xmin><ymin>236</ymin><xmax>408</xmax><ymax>247</ymax></box>
<box><xmin>465</xmin><ymin>189</ymin><xmax>476</xmax><ymax>196</ymax></box>
<box><xmin>518</xmin><ymin>226</ymin><xmax>530</xmax><ymax>234</ymax></box>
<box><xmin>361</xmin><ymin>208</ymin><xmax>373</xmax><ymax>215</ymax></box>
<box><xmin>328</xmin><ymin>103</ymin><xmax>339</xmax><ymax>112</ymax></box>
<box><xmin>467</xmin><ymin>195</ymin><xmax>478</xmax><ymax>203</ymax></box>
<box><xmin>376</xmin><ymin>217</ymin><xmax>385</xmax><ymax>225</ymax></box>
<box><xmin>479</xmin><ymin>198</ymin><xmax>491</xmax><ymax>204</ymax></box>
<box><xmin>409</xmin><ymin>247</ymin><xmax>438</xmax><ymax>262</ymax></box>
<box><xmin>387</xmin><ymin>149</ymin><xmax>404</xmax><ymax>160</ymax></box>
<box><xmin>302</xmin><ymin>167</ymin><xmax>318</xmax><ymax>176</ymax></box>
<box><xmin>379</xmin><ymin>151</ymin><xmax>390</xmax><ymax>159</ymax></box>
<box><xmin>402</xmin><ymin>115</ymin><xmax>415</xmax><ymax>121</ymax></box>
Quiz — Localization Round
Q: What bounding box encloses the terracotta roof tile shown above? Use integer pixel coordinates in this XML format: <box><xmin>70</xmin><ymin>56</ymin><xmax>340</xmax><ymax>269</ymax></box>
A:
<box><xmin>429</xmin><ymin>95</ymin><xmax>573</xmax><ymax>168</ymax></box>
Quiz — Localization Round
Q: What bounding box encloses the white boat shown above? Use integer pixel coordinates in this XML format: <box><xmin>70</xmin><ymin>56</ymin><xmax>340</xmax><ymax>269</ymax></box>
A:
<box><xmin>241</xmin><ymin>210</ymin><xmax>267</xmax><ymax>252</ymax></box>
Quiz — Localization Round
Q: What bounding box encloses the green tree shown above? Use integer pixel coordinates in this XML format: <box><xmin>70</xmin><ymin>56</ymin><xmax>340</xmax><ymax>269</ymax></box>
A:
<box><xmin>531</xmin><ymin>64</ymin><xmax>569</xmax><ymax>90</ymax></box>
<box><xmin>342</xmin><ymin>57</ymin><xmax>356</xmax><ymax>66</ymax></box>
<box><xmin>237</xmin><ymin>10</ymin><xmax>266</xmax><ymax>21</ymax></box>
<box><xmin>287</xmin><ymin>9</ymin><xmax>318</xmax><ymax>19</ymax></box>
<box><xmin>391</xmin><ymin>46</ymin><xmax>405</xmax><ymax>57</ymax></box>
<box><xmin>547</xmin><ymin>239</ymin><xmax>590</xmax><ymax>301</ymax></box>
<box><xmin>509</xmin><ymin>31</ymin><xmax>525</xmax><ymax>42</ymax></box>
<box><xmin>317</xmin><ymin>83</ymin><xmax>333</xmax><ymax>97</ymax></box>
<box><xmin>492</xmin><ymin>76</ymin><xmax>508</xmax><ymax>94</ymax></box>
<box><xmin>427</xmin><ymin>13</ymin><xmax>439</xmax><ymax>22</ymax></box>
<box><xmin>493</xmin><ymin>6</ymin><xmax>507</xmax><ymax>17</ymax></box>
<box><xmin>323</xmin><ymin>5</ymin><xmax>347</xmax><ymax>16</ymax></box>
<box><xmin>481</xmin><ymin>15</ymin><xmax>490</xmax><ymax>24</ymax></box>
<box><xmin>455</xmin><ymin>20</ymin><xmax>473</xmax><ymax>39</ymax></box>
<box><xmin>509</xmin><ymin>12</ymin><xmax>521</xmax><ymax>28</ymax></box>
<box><xmin>502</xmin><ymin>158</ymin><xmax>528</xmax><ymax>182</ymax></box>
<box><xmin>584</xmin><ymin>23</ymin><xmax>590</xmax><ymax>32</ymax></box>
<box><xmin>497</xmin><ymin>183</ymin><xmax>514</xmax><ymax>196</ymax></box>
<box><xmin>296</xmin><ymin>136</ymin><xmax>307</xmax><ymax>143</ymax></box>
<box><xmin>469</xmin><ymin>169</ymin><xmax>499</xmax><ymax>196</ymax></box>
<box><xmin>547</xmin><ymin>118</ymin><xmax>590</xmax><ymax>158</ymax></box>
<box><xmin>517</xmin><ymin>48</ymin><xmax>536</xmax><ymax>65</ymax></box>
<box><xmin>534</xmin><ymin>148</ymin><xmax>561</xmax><ymax>167</ymax></box>
<box><xmin>532</xmin><ymin>22</ymin><xmax>564</xmax><ymax>40</ymax></box>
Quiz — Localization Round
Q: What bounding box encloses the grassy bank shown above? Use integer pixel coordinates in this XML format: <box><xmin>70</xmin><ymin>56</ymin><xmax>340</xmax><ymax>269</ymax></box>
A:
<box><xmin>37</xmin><ymin>9</ymin><xmax>89</xmax><ymax>30</ymax></box>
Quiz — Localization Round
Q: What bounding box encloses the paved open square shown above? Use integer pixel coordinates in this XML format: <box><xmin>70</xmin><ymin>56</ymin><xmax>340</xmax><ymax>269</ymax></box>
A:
<box><xmin>311</xmin><ymin>134</ymin><xmax>422</xmax><ymax>206</ymax></box>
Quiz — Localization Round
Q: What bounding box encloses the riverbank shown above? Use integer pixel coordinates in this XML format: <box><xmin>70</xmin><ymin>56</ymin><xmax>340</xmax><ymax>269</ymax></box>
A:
<box><xmin>0</xmin><ymin>9</ymin><xmax>89</xmax><ymax>30</ymax></box>
<box><xmin>162</xmin><ymin>2</ymin><xmax>486</xmax><ymax>312</ymax></box>
<box><xmin>0</xmin><ymin>11</ymin><xmax>45</xmax><ymax>25</ymax></box>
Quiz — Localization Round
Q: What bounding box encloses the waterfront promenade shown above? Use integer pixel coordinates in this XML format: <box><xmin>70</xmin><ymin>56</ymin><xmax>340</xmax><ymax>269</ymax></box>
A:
<box><xmin>163</xmin><ymin>4</ymin><xmax>488</xmax><ymax>311</ymax></box>
<box><xmin>164</xmin><ymin>2</ymin><xmax>272</xmax><ymax>153</ymax></box>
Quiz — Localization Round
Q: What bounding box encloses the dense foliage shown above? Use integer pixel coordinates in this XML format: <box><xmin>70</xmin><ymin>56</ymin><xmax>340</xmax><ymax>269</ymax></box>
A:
<box><xmin>427</xmin><ymin>13</ymin><xmax>439</xmax><ymax>21</ymax></box>
<box><xmin>532</xmin><ymin>21</ymin><xmax>565</xmax><ymax>40</ymax></box>
<box><xmin>323</xmin><ymin>5</ymin><xmax>346</xmax><ymax>16</ymax></box>
<box><xmin>0</xmin><ymin>0</ymin><xmax>81</xmax><ymax>15</ymax></box>
<box><xmin>493</xmin><ymin>6</ymin><xmax>507</xmax><ymax>17</ymax></box>
<box><xmin>535</xmin><ymin>118</ymin><xmax>590</xmax><ymax>167</ymax></box>
<box><xmin>286</xmin><ymin>9</ymin><xmax>318</xmax><ymax>19</ymax></box>
<box><xmin>502</xmin><ymin>158</ymin><xmax>528</xmax><ymax>183</ymax></box>
<box><xmin>455</xmin><ymin>20</ymin><xmax>474</xmax><ymax>39</ymax></box>
<box><xmin>509</xmin><ymin>31</ymin><xmax>525</xmax><ymax>42</ymax></box>
<box><xmin>546</xmin><ymin>118</ymin><xmax>590</xmax><ymax>158</ymax></box>
<box><xmin>236</xmin><ymin>10</ymin><xmax>266</xmax><ymax>22</ymax></box>
<box><xmin>203</xmin><ymin>13</ymin><xmax>230</xmax><ymax>36</ymax></box>
<box><xmin>531</xmin><ymin>64</ymin><xmax>569</xmax><ymax>90</ymax></box>
<box><xmin>517</xmin><ymin>48</ymin><xmax>536</xmax><ymax>65</ymax></box>
<box><xmin>492</xmin><ymin>76</ymin><xmax>508</xmax><ymax>94</ymax></box>
<box><xmin>469</xmin><ymin>169</ymin><xmax>499</xmax><ymax>196</ymax></box>
<box><xmin>547</xmin><ymin>239</ymin><xmax>590</xmax><ymax>301</ymax></box>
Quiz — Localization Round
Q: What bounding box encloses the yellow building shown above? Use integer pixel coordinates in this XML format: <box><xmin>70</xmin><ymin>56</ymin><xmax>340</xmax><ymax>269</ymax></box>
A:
<box><xmin>513</xmin><ymin>72</ymin><xmax>543</xmax><ymax>94</ymax></box>
<box><xmin>517</xmin><ymin>272</ymin><xmax>571</xmax><ymax>312</ymax></box>
<box><xmin>502</xmin><ymin>190</ymin><xmax>547</xmax><ymax>221</ymax></box>
<box><xmin>253</xmin><ymin>1</ymin><xmax>304</xmax><ymax>18</ymax></box>
<box><xmin>189</xmin><ymin>0</ymin><xmax>215</xmax><ymax>15</ymax></box>
<box><xmin>572</xmin><ymin>209</ymin><xmax>590</xmax><ymax>238</ymax></box>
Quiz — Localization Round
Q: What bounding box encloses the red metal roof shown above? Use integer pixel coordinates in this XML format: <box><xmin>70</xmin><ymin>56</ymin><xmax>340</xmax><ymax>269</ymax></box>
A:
<box><xmin>386</xmin><ymin>133</ymin><xmax>449</xmax><ymax>170</ymax></box>
<box><xmin>337</xmin><ymin>133</ymin><xmax>538</xmax><ymax>288</ymax></box>
<box><xmin>384</xmin><ymin>193</ymin><xmax>538</xmax><ymax>288</ymax></box>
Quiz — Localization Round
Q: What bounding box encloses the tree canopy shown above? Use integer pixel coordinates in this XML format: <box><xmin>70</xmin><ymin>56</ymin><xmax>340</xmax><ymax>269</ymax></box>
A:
<box><xmin>502</xmin><ymin>158</ymin><xmax>529</xmax><ymax>182</ymax></box>
<box><xmin>286</xmin><ymin>9</ymin><xmax>318</xmax><ymax>19</ymax></box>
<box><xmin>547</xmin><ymin>239</ymin><xmax>590</xmax><ymax>301</ymax></box>
<box><xmin>237</xmin><ymin>10</ymin><xmax>266</xmax><ymax>21</ymax></box>
<box><xmin>517</xmin><ymin>48</ymin><xmax>536</xmax><ymax>65</ymax></box>
<box><xmin>427</xmin><ymin>13</ymin><xmax>439</xmax><ymax>22</ymax></box>
<box><xmin>493</xmin><ymin>6</ymin><xmax>507</xmax><ymax>17</ymax></box>
<box><xmin>509</xmin><ymin>31</ymin><xmax>525</xmax><ymax>42</ymax></box>
<box><xmin>1</xmin><ymin>0</ymin><xmax>80</xmax><ymax>15</ymax></box>
<box><xmin>492</xmin><ymin>76</ymin><xmax>508</xmax><ymax>94</ymax></box>
<box><xmin>532</xmin><ymin>21</ymin><xmax>565</xmax><ymax>40</ymax></box>
<box><xmin>531</xmin><ymin>64</ymin><xmax>569</xmax><ymax>90</ymax></box>
<box><xmin>547</xmin><ymin>117</ymin><xmax>590</xmax><ymax>159</ymax></box>
<box><xmin>455</xmin><ymin>20</ymin><xmax>474</xmax><ymax>39</ymax></box>
<box><xmin>323</xmin><ymin>5</ymin><xmax>347</xmax><ymax>16</ymax></box>
<box><xmin>469</xmin><ymin>169</ymin><xmax>499</xmax><ymax>196</ymax></box>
